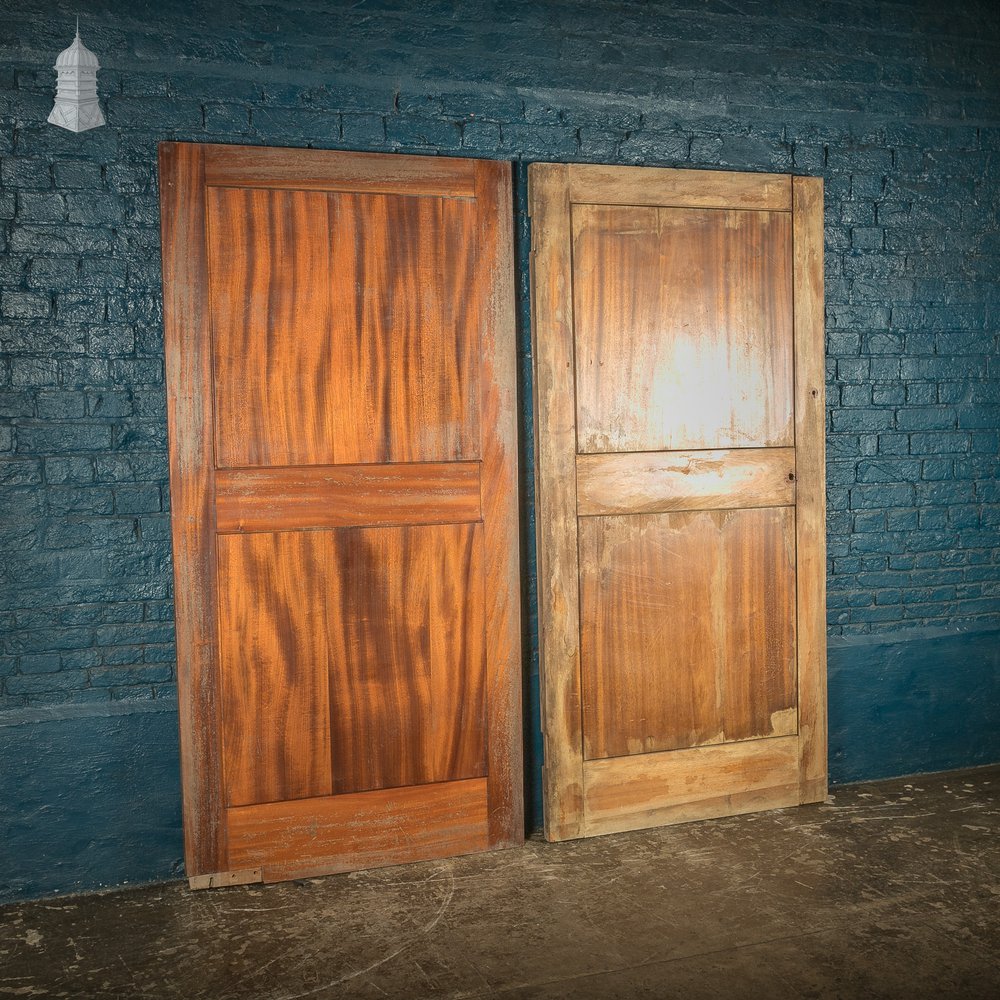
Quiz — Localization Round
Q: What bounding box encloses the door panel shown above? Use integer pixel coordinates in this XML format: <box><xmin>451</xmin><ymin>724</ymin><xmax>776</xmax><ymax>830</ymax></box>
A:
<box><xmin>530</xmin><ymin>163</ymin><xmax>825</xmax><ymax>840</ymax></box>
<box><xmin>572</xmin><ymin>204</ymin><xmax>794</xmax><ymax>454</ymax></box>
<box><xmin>225</xmin><ymin>777</ymin><xmax>489</xmax><ymax>884</ymax></box>
<box><xmin>208</xmin><ymin>186</ymin><xmax>481</xmax><ymax>469</ymax></box>
<box><xmin>218</xmin><ymin>530</ymin><xmax>333</xmax><ymax>808</ymax></box>
<box><xmin>161</xmin><ymin>144</ymin><xmax>521</xmax><ymax>885</ymax></box>
<box><xmin>325</xmin><ymin>522</ymin><xmax>487</xmax><ymax>796</ymax></box>
<box><xmin>578</xmin><ymin>507</ymin><xmax>797</xmax><ymax>761</ymax></box>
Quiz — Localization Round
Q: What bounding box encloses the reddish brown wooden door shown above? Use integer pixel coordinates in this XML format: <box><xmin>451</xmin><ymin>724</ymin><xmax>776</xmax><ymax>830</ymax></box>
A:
<box><xmin>530</xmin><ymin>164</ymin><xmax>825</xmax><ymax>840</ymax></box>
<box><xmin>160</xmin><ymin>144</ymin><xmax>521</xmax><ymax>886</ymax></box>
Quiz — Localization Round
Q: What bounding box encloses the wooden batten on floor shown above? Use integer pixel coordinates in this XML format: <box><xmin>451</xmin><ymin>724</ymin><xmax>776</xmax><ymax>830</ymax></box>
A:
<box><xmin>188</xmin><ymin>869</ymin><xmax>263</xmax><ymax>891</ymax></box>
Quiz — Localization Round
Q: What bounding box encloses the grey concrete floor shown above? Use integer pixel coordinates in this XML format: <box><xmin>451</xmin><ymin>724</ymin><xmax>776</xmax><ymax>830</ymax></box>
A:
<box><xmin>1</xmin><ymin>766</ymin><xmax>998</xmax><ymax>999</ymax></box>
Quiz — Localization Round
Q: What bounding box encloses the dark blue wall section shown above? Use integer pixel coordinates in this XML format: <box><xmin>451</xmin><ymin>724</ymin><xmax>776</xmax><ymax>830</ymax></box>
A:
<box><xmin>0</xmin><ymin>703</ymin><xmax>182</xmax><ymax>899</ymax></box>
<box><xmin>1</xmin><ymin>0</ymin><xmax>999</xmax><ymax>900</ymax></box>
<box><xmin>829</xmin><ymin>626</ymin><xmax>1000</xmax><ymax>783</ymax></box>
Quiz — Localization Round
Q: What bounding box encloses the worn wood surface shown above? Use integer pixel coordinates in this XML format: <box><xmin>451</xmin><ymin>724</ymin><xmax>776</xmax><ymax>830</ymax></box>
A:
<box><xmin>572</xmin><ymin>204</ymin><xmax>794</xmax><ymax>454</ymax></box>
<box><xmin>567</xmin><ymin>163</ymin><xmax>792</xmax><ymax>211</ymax></box>
<box><xmin>204</xmin><ymin>143</ymin><xmax>477</xmax><ymax>197</ymax></box>
<box><xmin>530</xmin><ymin>163</ymin><xmax>825</xmax><ymax>840</ymax></box>
<box><xmin>161</xmin><ymin>144</ymin><xmax>521</xmax><ymax>884</ymax></box>
<box><xmin>582</xmin><ymin>738</ymin><xmax>801</xmax><ymax>836</ymax></box>
<box><xmin>474</xmin><ymin>161</ymin><xmax>524</xmax><ymax>847</ymax></box>
<box><xmin>187</xmin><ymin>868</ymin><xmax>262</xmax><ymax>891</ymax></box>
<box><xmin>576</xmin><ymin>448</ymin><xmax>795</xmax><ymax>516</ymax></box>
<box><xmin>528</xmin><ymin>164</ymin><xmax>586</xmax><ymax>840</ymax></box>
<box><xmin>208</xmin><ymin>186</ymin><xmax>480</xmax><ymax>469</ymax></box>
<box><xmin>793</xmin><ymin>176</ymin><xmax>829</xmax><ymax>805</ymax></box>
<box><xmin>226</xmin><ymin>778</ymin><xmax>489</xmax><ymax>881</ymax></box>
<box><xmin>215</xmin><ymin>462</ymin><xmax>481</xmax><ymax>533</ymax></box>
<box><xmin>578</xmin><ymin>508</ymin><xmax>797</xmax><ymax>760</ymax></box>
<box><xmin>158</xmin><ymin>142</ymin><xmax>226</xmax><ymax>876</ymax></box>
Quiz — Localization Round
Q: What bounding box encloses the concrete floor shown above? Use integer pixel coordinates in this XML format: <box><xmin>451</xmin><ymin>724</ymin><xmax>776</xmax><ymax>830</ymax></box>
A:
<box><xmin>1</xmin><ymin>766</ymin><xmax>998</xmax><ymax>999</ymax></box>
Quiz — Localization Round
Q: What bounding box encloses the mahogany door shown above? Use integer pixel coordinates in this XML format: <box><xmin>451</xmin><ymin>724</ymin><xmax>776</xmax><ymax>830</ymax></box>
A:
<box><xmin>529</xmin><ymin>164</ymin><xmax>825</xmax><ymax>840</ymax></box>
<box><xmin>160</xmin><ymin>144</ymin><xmax>521</xmax><ymax>886</ymax></box>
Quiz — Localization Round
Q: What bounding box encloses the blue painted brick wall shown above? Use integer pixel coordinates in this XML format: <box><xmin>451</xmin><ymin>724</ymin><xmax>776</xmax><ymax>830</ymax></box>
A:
<box><xmin>1</xmin><ymin>0</ymin><xmax>999</xmax><ymax>896</ymax></box>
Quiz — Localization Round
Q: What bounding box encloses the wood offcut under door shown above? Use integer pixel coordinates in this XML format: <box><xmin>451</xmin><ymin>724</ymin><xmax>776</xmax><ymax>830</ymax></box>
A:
<box><xmin>159</xmin><ymin>144</ymin><xmax>522</xmax><ymax>886</ymax></box>
<box><xmin>529</xmin><ymin>164</ymin><xmax>826</xmax><ymax>839</ymax></box>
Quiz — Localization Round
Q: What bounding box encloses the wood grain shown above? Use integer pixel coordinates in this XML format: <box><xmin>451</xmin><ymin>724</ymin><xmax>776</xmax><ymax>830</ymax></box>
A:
<box><xmin>572</xmin><ymin>204</ymin><xmax>794</xmax><ymax>453</ymax></box>
<box><xmin>528</xmin><ymin>164</ymin><xmax>586</xmax><ymax>840</ymax></box>
<box><xmin>793</xmin><ymin>175</ymin><xmax>828</xmax><ymax>805</ymax></box>
<box><xmin>207</xmin><ymin>186</ymin><xmax>480</xmax><ymax>468</ymax></box>
<box><xmin>162</xmin><ymin>144</ymin><xmax>522</xmax><ymax>883</ymax></box>
<box><xmin>188</xmin><ymin>868</ymin><xmax>262</xmax><ymax>891</ymax></box>
<box><xmin>217</xmin><ymin>531</ymin><xmax>334</xmax><ymax>807</ymax></box>
<box><xmin>576</xmin><ymin>448</ymin><xmax>795</xmax><ymax>516</ymax></box>
<box><xmin>567</xmin><ymin>163</ymin><xmax>792</xmax><ymax>211</ymax></box>
<box><xmin>578</xmin><ymin>508</ymin><xmax>797</xmax><ymax>760</ymax></box>
<box><xmin>204</xmin><ymin>143</ymin><xmax>477</xmax><ymax>197</ymax></box>
<box><xmin>215</xmin><ymin>462</ymin><xmax>481</xmax><ymax>533</ymax></box>
<box><xmin>226</xmin><ymin>778</ymin><xmax>489</xmax><ymax>882</ymax></box>
<box><xmin>582</xmin><ymin>737</ymin><xmax>801</xmax><ymax>836</ymax></box>
<box><xmin>158</xmin><ymin>141</ymin><xmax>225</xmax><ymax>876</ymax></box>
<box><xmin>530</xmin><ymin>162</ymin><xmax>825</xmax><ymax>842</ymax></box>
<box><xmin>326</xmin><ymin>523</ymin><xmax>487</xmax><ymax>796</ymax></box>
<box><xmin>722</xmin><ymin>506</ymin><xmax>798</xmax><ymax>743</ymax></box>
<box><xmin>474</xmin><ymin>160</ymin><xmax>524</xmax><ymax>848</ymax></box>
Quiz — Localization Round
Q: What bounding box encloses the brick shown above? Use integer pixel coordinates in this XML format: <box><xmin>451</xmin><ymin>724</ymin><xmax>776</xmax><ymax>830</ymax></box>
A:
<box><xmin>856</xmin><ymin>459</ymin><xmax>922</xmax><ymax>483</ymax></box>
<box><xmin>501</xmin><ymin>123</ymin><xmax>579</xmax><ymax>158</ymax></box>
<box><xmin>19</xmin><ymin>652</ymin><xmax>62</xmax><ymax>674</ymax></box>
<box><xmin>386</xmin><ymin>115</ymin><xmax>461</xmax><ymax>148</ymax></box>
<box><xmin>16</xmin><ymin>192</ymin><xmax>66</xmax><ymax>223</ymax></box>
<box><xmin>16</xmin><ymin>422</ymin><xmax>112</xmax><ymax>454</ymax></box>
<box><xmin>863</xmin><ymin>333</ymin><xmax>903</xmax><ymax>355</ymax></box>
<box><xmin>44</xmin><ymin>456</ymin><xmax>95</xmax><ymax>484</ymax></box>
<box><xmin>89</xmin><ymin>664</ymin><xmax>173</xmax><ymax>687</ymax></box>
<box><xmin>5</xmin><ymin>671</ymin><xmax>86</xmax><ymax>695</ymax></box>
<box><xmin>831</xmin><ymin>409</ymin><xmax>893</xmax><ymax>432</ymax></box>
<box><xmin>61</xmin><ymin>648</ymin><xmax>102</xmax><ymax>670</ymax></box>
<box><xmin>1</xmin><ymin>157</ymin><xmax>52</xmax><ymax>189</ymax></box>
<box><xmin>9</xmin><ymin>224</ymin><xmax>115</xmax><ymax>255</ymax></box>
<box><xmin>203</xmin><ymin>102</ymin><xmax>251</xmax><ymax>133</ymax></box>
<box><xmin>851</xmin><ymin>227</ymin><xmax>883</xmax><ymax>250</ymax></box>
<box><xmin>114</xmin><ymin>485</ymin><xmax>162</xmax><ymax>514</ymax></box>
<box><xmin>52</xmin><ymin>160</ymin><xmax>104</xmax><ymax>189</ymax></box>
<box><xmin>895</xmin><ymin>407</ymin><xmax>957</xmax><ymax>431</ymax></box>
<box><xmin>909</xmin><ymin>432</ymin><xmax>971</xmax><ymax>454</ymax></box>
<box><xmin>65</xmin><ymin>192</ymin><xmax>126</xmax><ymax>227</ymax></box>
<box><xmin>840</xmin><ymin>384</ymin><xmax>871</xmax><ymax>407</ymax></box>
<box><xmin>81</xmin><ymin>258</ymin><xmax>128</xmax><ymax>289</ymax></box>
<box><xmin>0</xmin><ymin>390</ymin><xmax>35</xmax><ymax>418</ymax></box>
<box><xmin>0</xmin><ymin>459</ymin><xmax>42</xmax><ymax>486</ymax></box>
<box><xmin>11</xmin><ymin>357</ymin><xmax>58</xmax><ymax>387</ymax></box>
<box><xmin>850</xmin><ymin>484</ymin><xmax>915</xmax><ymax>509</ymax></box>
<box><xmin>46</xmin><ymin>487</ymin><xmax>115</xmax><ymax>515</ymax></box>
<box><xmin>2</xmin><ymin>290</ymin><xmax>51</xmax><ymax>319</ymax></box>
<box><xmin>28</xmin><ymin>257</ymin><xmax>80</xmax><ymax>289</ymax></box>
<box><xmin>461</xmin><ymin>121</ymin><xmax>501</xmax><ymax>151</ymax></box>
<box><xmin>106</xmin><ymin>96</ymin><xmax>203</xmax><ymax>129</ymax></box>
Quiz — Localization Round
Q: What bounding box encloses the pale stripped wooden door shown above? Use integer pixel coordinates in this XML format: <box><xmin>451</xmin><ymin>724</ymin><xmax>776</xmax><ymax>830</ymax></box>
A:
<box><xmin>529</xmin><ymin>164</ymin><xmax>826</xmax><ymax>840</ymax></box>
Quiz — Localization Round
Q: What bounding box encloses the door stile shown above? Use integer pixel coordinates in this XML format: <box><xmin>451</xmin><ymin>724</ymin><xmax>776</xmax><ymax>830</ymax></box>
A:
<box><xmin>529</xmin><ymin>164</ymin><xmax>586</xmax><ymax>840</ymax></box>
<box><xmin>476</xmin><ymin>160</ymin><xmax>524</xmax><ymax>846</ymax></box>
<box><xmin>792</xmin><ymin>175</ymin><xmax>828</xmax><ymax>804</ymax></box>
<box><xmin>159</xmin><ymin>141</ymin><xmax>226</xmax><ymax>877</ymax></box>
